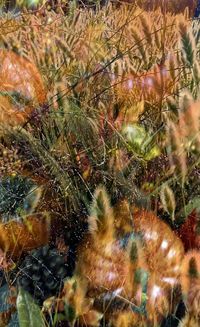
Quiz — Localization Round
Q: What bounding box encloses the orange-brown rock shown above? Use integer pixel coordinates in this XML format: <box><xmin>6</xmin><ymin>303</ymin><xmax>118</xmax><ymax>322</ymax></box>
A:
<box><xmin>0</xmin><ymin>214</ymin><xmax>50</xmax><ymax>259</ymax></box>
<box><xmin>76</xmin><ymin>193</ymin><xmax>184</xmax><ymax>326</ymax></box>
<box><xmin>0</xmin><ymin>49</ymin><xmax>46</xmax><ymax>126</ymax></box>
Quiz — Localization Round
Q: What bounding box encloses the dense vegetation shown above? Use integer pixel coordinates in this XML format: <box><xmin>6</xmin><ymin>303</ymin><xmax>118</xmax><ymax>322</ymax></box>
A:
<box><xmin>0</xmin><ymin>1</ymin><xmax>199</xmax><ymax>326</ymax></box>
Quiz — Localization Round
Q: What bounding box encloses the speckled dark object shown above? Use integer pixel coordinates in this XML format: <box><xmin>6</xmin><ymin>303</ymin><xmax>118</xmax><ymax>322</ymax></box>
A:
<box><xmin>18</xmin><ymin>246</ymin><xmax>68</xmax><ymax>305</ymax></box>
<box><xmin>0</xmin><ymin>175</ymin><xmax>34</xmax><ymax>221</ymax></box>
<box><xmin>161</xmin><ymin>301</ymin><xmax>186</xmax><ymax>327</ymax></box>
<box><xmin>161</xmin><ymin>316</ymin><xmax>179</xmax><ymax>327</ymax></box>
<box><xmin>194</xmin><ymin>0</ymin><xmax>200</xmax><ymax>17</ymax></box>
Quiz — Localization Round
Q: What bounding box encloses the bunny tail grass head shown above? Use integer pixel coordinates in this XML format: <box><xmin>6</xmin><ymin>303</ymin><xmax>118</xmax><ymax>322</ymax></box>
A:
<box><xmin>180</xmin><ymin>251</ymin><xmax>200</xmax><ymax>289</ymax></box>
<box><xmin>188</xmin><ymin>257</ymin><xmax>199</xmax><ymax>279</ymax></box>
<box><xmin>180</xmin><ymin>250</ymin><xmax>200</xmax><ymax>316</ymax></box>
<box><xmin>113</xmin><ymin>199</ymin><xmax>133</xmax><ymax>237</ymax></box>
<box><xmin>111</xmin><ymin>310</ymin><xmax>146</xmax><ymax>327</ymax></box>
<box><xmin>88</xmin><ymin>185</ymin><xmax>114</xmax><ymax>241</ymax></box>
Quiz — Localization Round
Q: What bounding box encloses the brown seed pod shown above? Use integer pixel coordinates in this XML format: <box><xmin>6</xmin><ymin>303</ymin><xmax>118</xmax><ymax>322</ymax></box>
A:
<box><xmin>0</xmin><ymin>145</ymin><xmax>23</xmax><ymax>177</ymax></box>
<box><xmin>180</xmin><ymin>250</ymin><xmax>200</xmax><ymax>316</ymax></box>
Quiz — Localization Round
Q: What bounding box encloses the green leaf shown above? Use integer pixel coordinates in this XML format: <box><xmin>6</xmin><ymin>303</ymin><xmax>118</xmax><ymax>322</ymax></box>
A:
<box><xmin>64</xmin><ymin>303</ymin><xmax>76</xmax><ymax>323</ymax></box>
<box><xmin>132</xmin><ymin>268</ymin><xmax>148</xmax><ymax>316</ymax></box>
<box><xmin>122</xmin><ymin>124</ymin><xmax>160</xmax><ymax>160</ymax></box>
<box><xmin>179</xmin><ymin>197</ymin><xmax>200</xmax><ymax>220</ymax></box>
<box><xmin>17</xmin><ymin>288</ymin><xmax>45</xmax><ymax>327</ymax></box>
<box><xmin>122</xmin><ymin>124</ymin><xmax>147</xmax><ymax>153</ymax></box>
<box><xmin>143</xmin><ymin>145</ymin><xmax>160</xmax><ymax>161</ymax></box>
<box><xmin>53</xmin><ymin>312</ymin><xmax>66</xmax><ymax>324</ymax></box>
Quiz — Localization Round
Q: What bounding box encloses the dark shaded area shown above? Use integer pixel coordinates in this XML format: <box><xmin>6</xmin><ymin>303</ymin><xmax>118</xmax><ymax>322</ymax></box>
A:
<box><xmin>0</xmin><ymin>176</ymin><xmax>34</xmax><ymax>220</ymax></box>
<box><xmin>161</xmin><ymin>301</ymin><xmax>186</xmax><ymax>327</ymax></box>
<box><xmin>194</xmin><ymin>0</ymin><xmax>200</xmax><ymax>16</ymax></box>
<box><xmin>17</xmin><ymin>246</ymin><xmax>68</xmax><ymax>305</ymax></box>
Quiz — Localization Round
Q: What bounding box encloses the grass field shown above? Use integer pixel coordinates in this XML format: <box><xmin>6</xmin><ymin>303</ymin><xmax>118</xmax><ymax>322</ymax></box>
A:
<box><xmin>0</xmin><ymin>2</ymin><xmax>199</xmax><ymax>326</ymax></box>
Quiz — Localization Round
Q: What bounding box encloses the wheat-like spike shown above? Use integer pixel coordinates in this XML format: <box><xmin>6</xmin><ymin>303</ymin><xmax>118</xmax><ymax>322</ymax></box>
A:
<box><xmin>179</xmin><ymin>90</ymin><xmax>194</xmax><ymax>112</ymax></box>
<box><xmin>180</xmin><ymin>250</ymin><xmax>200</xmax><ymax>297</ymax></box>
<box><xmin>160</xmin><ymin>183</ymin><xmax>176</xmax><ymax>221</ymax></box>
<box><xmin>166</xmin><ymin>96</ymin><xmax>179</xmax><ymax>115</ymax></box>
<box><xmin>178</xmin><ymin>101</ymin><xmax>200</xmax><ymax>153</ymax></box>
<box><xmin>54</xmin><ymin>36</ymin><xmax>75</xmax><ymax>60</ymax></box>
<box><xmin>167</xmin><ymin>121</ymin><xmax>187</xmax><ymax>183</ymax></box>
<box><xmin>140</xmin><ymin>14</ymin><xmax>152</xmax><ymax>45</ymax></box>
<box><xmin>192</xmin><ymin>61</ymin><xmax>200</xmax><ymax>84</ymax></box>
<box><xmin>89</xmin><ymin>185</ymin><xmax>114</xmax><ymax>238</ymax></box>
<box><xmin>154</xmin><ymin>28</ymin><xmax>161</xmax><ymax>50</ymax></box>
<box><xmin>3</xmin><ymin>126</ymin><xmax>81</xmax><ymax>209</ymax></box>
<box><xmin>168</xmin><ymin>52</ymin><xmax>177</xmax><ymax>82</ymax></box>
<box><xmin>131</xmin><ymin>28</ymin><xmax>147</xmax><ymax>63</ymax></box>
<box><xmin>179</xmin><ymin>23</ymin><xmax>196</xmax><ymax>67</ymax></box>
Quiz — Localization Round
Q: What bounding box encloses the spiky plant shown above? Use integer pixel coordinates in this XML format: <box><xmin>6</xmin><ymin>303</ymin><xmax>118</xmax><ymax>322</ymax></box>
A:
<box><xmin>180</xmin><ymin>250</ymin><xmax>200</xmax><ymax>317</ymax></box>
